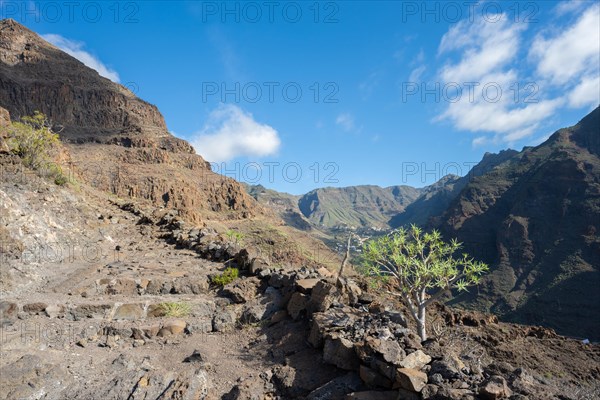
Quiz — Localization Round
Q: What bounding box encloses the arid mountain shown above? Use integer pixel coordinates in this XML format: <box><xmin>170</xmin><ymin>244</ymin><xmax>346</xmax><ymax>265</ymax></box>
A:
<box><xmin>390</xmin><ymin>151</ymin><xmax>520</xmax><ymax>228</ymax></box>
<box><xmin>1</xmin><ymin>19</ymin><xmax>599</xmax><ymax>400</ymax></box>
<box><xmin>298</xmin><ymin>185</ymin><xmax>421</xmax><ymax>230</ymax></box>
<box><xmin>248</xmin><ymin>109</ymin><xmax>600</xmax><ymax>340</ymax></box>
<box><xmin>245</xmin><ymin>183</ymin><xmax>423</xmax><ymax>232</ymax></box>
<box><xmin>0</xmin><ymin>18</ymin><xmax>256</xmax><ymax>224</ymax></box>
<box><xmin>247</xmin><ymin>151</ymin><xmax>519</xmax><ymax>234</ymax></box>
<box><xmin>244</xmin><ymin>184</ymin><xmax>313</xmax><ymax>231</ymax></box>
<box><xmin>437</xmin><ymin>107</ymin><xmax>600</xmax><ymax>340</ymax></box>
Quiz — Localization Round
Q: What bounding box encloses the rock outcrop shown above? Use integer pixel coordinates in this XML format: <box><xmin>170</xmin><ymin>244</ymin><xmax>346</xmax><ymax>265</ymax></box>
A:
<box><xmin>438</xmin><ymin>107</ymin><xmax>600</xmax><ymax>340</ymax></box>
<box><xmin>0</xmin><ymin>18</ymin><xmax>257</xmax><ymax>224</ymax></box>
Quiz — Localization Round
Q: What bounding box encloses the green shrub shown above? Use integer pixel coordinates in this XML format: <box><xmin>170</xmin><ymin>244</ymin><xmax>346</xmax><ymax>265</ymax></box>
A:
<box><xmin>8</xmin><ymin>111</ymin><xmax>59</xmax><ymax>170</ymax></box>
<box><xmin>156</xmin><ymin>302</ymin><xmax>191</xmax><ymax>317</ymax></box>
<box><xmin>212</xmin><ymin>267</ymin><xmax>239</xmax><ymax>286</ymax></box>
<box><xmin>44</xmin><ymin>162</ymin><xmax>69</xmax><ymax>186</ymax></box>
<box><xmin>361</xmin><ymin>225</ymin><xmax>488</xmax><ymax>341</ymax></box>
<box><xmin>225</xmin><ymin>229</ymin><xmax>245</xmax><ymax>244</ymax></box>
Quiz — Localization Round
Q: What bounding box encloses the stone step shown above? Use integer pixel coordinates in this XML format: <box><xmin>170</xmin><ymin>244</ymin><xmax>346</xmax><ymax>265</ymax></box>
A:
<box><xmin>0</xmin><ymin>298</ymin><xmax>218</xmax><ymax>323</ymax></box>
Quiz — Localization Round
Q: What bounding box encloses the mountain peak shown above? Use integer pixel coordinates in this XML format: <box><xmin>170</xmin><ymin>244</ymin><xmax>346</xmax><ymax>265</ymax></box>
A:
<box><xmin>0</xmin><ymin>18</ymin><xmax>172</xmax><ymax>143</ymax></box>
<box><xmin>571</xmin><ymin>106</ymin><xmax>600</xmax><ymax>155</ymax></box>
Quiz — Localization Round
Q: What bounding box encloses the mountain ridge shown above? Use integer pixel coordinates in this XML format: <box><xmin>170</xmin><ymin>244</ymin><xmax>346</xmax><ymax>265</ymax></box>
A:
<box><xmin>0</xmin><ymin>18</ymin><xmax>258</xmax><ymax>224</ymax></box>
<box><xmin>438</xmin><ymin>106</ymin><xmax>600</xmax><ymax>339</ymax></box>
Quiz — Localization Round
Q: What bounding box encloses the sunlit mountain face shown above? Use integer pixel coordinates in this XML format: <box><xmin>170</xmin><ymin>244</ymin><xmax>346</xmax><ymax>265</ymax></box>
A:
<box><xmin>0</xmin><ymin>2</ymin><xmax>598</xmax><ymax>399</ymax></box>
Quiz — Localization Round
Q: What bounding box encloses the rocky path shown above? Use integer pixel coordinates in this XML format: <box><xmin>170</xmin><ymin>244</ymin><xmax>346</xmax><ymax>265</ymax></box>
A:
<box><xmin>2</xmin><ymin>161</ymin><xmax>600</xmax><ymax>400</ymax></box>
<box><xmin>0</xmin><ymin>168</ymin><xmax>274</xmax><ymax>399</ymax></box>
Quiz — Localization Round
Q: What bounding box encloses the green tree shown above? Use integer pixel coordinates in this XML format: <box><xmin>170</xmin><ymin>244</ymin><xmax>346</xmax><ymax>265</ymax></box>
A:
<box><xmin>361</xmin><ymin>225</ymin><xmax>488</xmax><ymax>341</ymax></box>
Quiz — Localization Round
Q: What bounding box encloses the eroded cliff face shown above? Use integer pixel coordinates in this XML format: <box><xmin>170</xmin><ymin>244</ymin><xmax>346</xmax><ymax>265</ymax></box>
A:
<box><xmin>0</xmin><ymin>19</ymin><xmax>258</xmax><ymax>223</ymax></box>
<box><xmin>0</xmin><ymin>19</ymin><xmax>166</xmax><ymax>140</ymax></box>
<box><xmin>440</xmin><ymin>107</ymin><xmax>600</xmax><ymax>340</ymax></box>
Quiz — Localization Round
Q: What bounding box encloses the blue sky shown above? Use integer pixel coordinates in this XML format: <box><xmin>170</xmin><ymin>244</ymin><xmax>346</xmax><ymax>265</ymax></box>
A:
<box><xmin>4</xmin><ymin>0</ymin><xmax>599</xmax><ymax>194</ymax></box>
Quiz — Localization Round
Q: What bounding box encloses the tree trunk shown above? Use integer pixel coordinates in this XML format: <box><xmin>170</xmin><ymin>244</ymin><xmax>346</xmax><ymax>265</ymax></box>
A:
<box><xmin>417</xmin><ymin>305</ymin><xmax>427</xmax><ymax>341</ymax></box>
<box><xmin>337</xmin><ymin>234</ymin><xmax>352</xmax><ymax>284</ymax></box>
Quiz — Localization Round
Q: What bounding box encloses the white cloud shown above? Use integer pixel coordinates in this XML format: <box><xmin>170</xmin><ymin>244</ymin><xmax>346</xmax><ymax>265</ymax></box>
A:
<box><xmin>191</xmin><ymin>104</ymin><xmax>281</xmax><ymax>162</ymax></box>
<box><xmin>554</xmin><ymin>0</ymin><xmax>589</xmax><ymax>16</ymax></box>
<box><xmin>435</xmin><ymin>13</ymin><xmax>552</xmax><ymax>144</ymax></box>
<box><xmin>335</xmin><ymin>113</ymin><xmax>356</xmax><ymax>132</ymax></box>
<box><xmin>438</xmin><ymin>15</ymin><xmax>524</xmax><ymax>84</ymax></box>
<box><xmin>439</xmin><ymin>97</ymin><xmax>564</xmax><ymax>144</ymax></box>
<box><xmin>408</xmin><ymin>49</ymin><xmax>426</xmax><ymax>82</ymax></box>
<box><xmin>530</xmin><ymin>4</ymin><xmax>600</xmax><ymax>85</ymax></box>
<box><xmin>434</xmin><ymin>4</ymin><xmax>599</xmax><ymax>146</ymax></box>
<box><xmin>472</xmin><ymin>136</ymin><xmax>489</xmax><ymax>147</ymax></box>
<box><xmin>568</xmin><ymin>75</ymin><xmax>600</xmax><ymax>108</ymax></box>
<box><xmin>41</xmin><ymin>34</ymin><xmax>120</xmax><ymax>82</ymax></box>
<box><xmin>409</xmin><ymin>65</ymin><xmax>426</xmax><ymax>82</ymax></box>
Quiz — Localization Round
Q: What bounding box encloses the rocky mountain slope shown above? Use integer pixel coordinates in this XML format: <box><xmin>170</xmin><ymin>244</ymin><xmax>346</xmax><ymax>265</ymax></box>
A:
<box><xmin>390</xmin><ymin>150</ymin><xmax>519</xmax><ymax>228</ymax></box>
<box><xmin>0</xmin><ymin>18</ymin><xmax>256</xmax><ymax>225</ymax></box>
<box><xmin>244</xmin><ymin>184</ymin><xmax>313</xmax><ymax>231</ymax></box>
<box><xmin>2</xmin><ymin>160</ymin><xmax>599</xmax><ymax>399</ymax></box>
<box><xmin>436</xmin><ymin>107</ymin><xmax>600</xmax><ymax>340</ymax></box>
<box><xmin>247</xmin><ymin>150</ymin><xmax>518</xmax><ymax>235</ymax></box>
<box><xmin>1</xmin><ymin>18</ymin><xmax>599</xmax><ymax>400</ymax></box>
<box><xmin>250</xmin><ymin>109</ymin><xmax>600</xmax><ymax>340</ymax></box>
<box><xmin>246</xmin><ymin>184</ymin><xmax>422</xmax><ymax>232</ymax></box>
<box><xmin>298</xmin><ymin>185</ymin><xmax>421</xmax><ymax>230</ymax></box>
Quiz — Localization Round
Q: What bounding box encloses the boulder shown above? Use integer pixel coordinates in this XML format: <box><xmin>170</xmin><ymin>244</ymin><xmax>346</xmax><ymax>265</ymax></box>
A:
<box><xmin>212</xmin><ymin>310</ymin><xmax>236</xmax><ymax>332</ymax></box>
<box><xmin>235</xmin><ymin>248</ymin><xmax>259</xmax><ymax>268</ymax></box>
<box><xmin>479</xmin><ymin>375</ymin><xmax>512</xmax><ymax>399</ymax></box>
<box><xmin>23</xmin><ymin>303</ymin><xmax>48</xmax><ymax>315</ymax></box>
<box><xmin>268</xmin><ymin>272</ymin><xmax>293</xmax><ymax>288</ymax></box>
<box><xmin>145</xmin><ymin>278</ymin><xmax>173</xmax><ymax>295</ymax></box>
<box><xmin>241</xmin><ymin>303</ymin><xmax>268</xmax><ymax>323</ymax></box>
<box><xmin>147</xmin><ymin>304</ymin><xmax>167</xmax><ymax>318</ymax></box>
<box><xmin>309</xmin><ymin>280</ymin><xmax>338</xmax><ymax>313</ymax></box>
<box><xmin>113</xmin><ymin>304</ymin><xmax>144</xmax><ymax>320</ymax></box>
<box><xmin>323</xmin><ymin>337</ymin><xmax>360</xmax><ymax>371</ymax></box>
<box><xmin>429</xmin><ymin>356</ymin><xmax>465</xmax><ymax>380</ymax></box>
<box><xmin>171</xmin><ymin>277</ymin><xmax>210</xmax><ymax>294</ymax></box>
<box><xmin>241</xmin><ymin>286</ymin><xmax>283</xmax><ymax>323</ymax></box>
<box><xmin>399</xmin><ymin>350</ymin><xmax>431</xmax><ymax>370</ymax></box>
<box><xmin>222</xmin><ymin>277</ymin><xmax>260</xmax><ymax>304</ymax></box>
<box><xmin>106</xmin><ymin>278</ymin><xmax>137</xmax><ymax>295</ymax></box>
<box><xmin>44</xmin><ymin>304</ymin><xmax>65</xmax><ymax>318</ymax></box>
<box><xmin>141</xmin><ymin>325</ymin><xmax>161</xmax><ymax>338</ymax></box>
<box><xmin>345</xmin><ymin>281</ymin><xmax>362</xmax><ymax>304</ymax></box>
<box><xmin>187</xmin><ymin>318</ymin><xmax>213</xmax><ymax>334</ymax></box>
<box><xmin>296</xmin><ymin>278</ymin><xmax>321</xmax><ymax>293</ymax></box>
<box><xmin>357</xmin><ymin>337</ymin><xmax>405</xmax><ymax>366</ymax></box>
<box><xmin>395</xmin><ymin>368</ymin><xmax>427</xmax><ymax>392</ymax></box>
<box><xmin>385</xmin><ymin>311</ymin><xmax>408</xmax><ymax>327</ymax></box>
<box><xmin>377</xmin><ymin>340</ymin><xmax>405</xmax><ymax>365</ymax></box>
<box><xmin>104</xmin><ymin>325</ymin><xmax>133</xmax><ymax>339</ymax></box>
<box><xmin>249</xmin><ymin>257</ymin><xmax>269</xmax><ymax>275</ymax></box>
<box><xmin>70</xmin><ymin>304</ymin><xmax>112</xmax><ymax>320</ymax></box>
<box><xmin>162</xmin><ymin>319</ymin><xmax>187</xmax><ymax>335</ymax></box>
<box><xmin>287</xmin><ymin>292</ymin><xmax>309</xmax><ymax>320</ymax></box>
<box><xmin>308</xmin><ymin>312</ymin><xmax>328</xmax><ymax>348</ymax></box>
<box><xmin>359</xmin><ymin>365</ymin><xmax>392</xmax><ymax>388</ymax></box>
